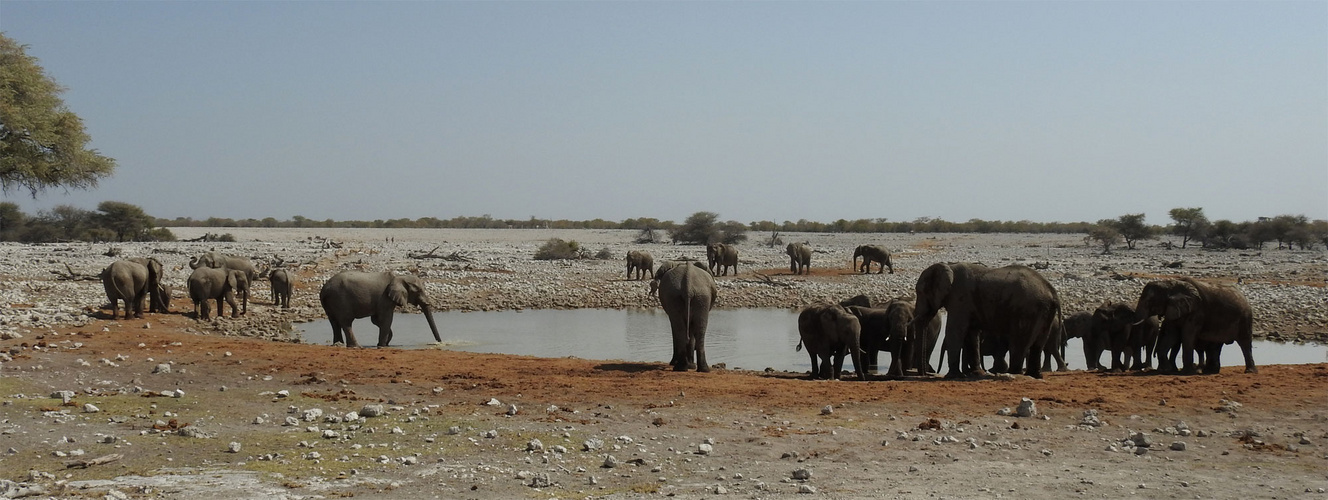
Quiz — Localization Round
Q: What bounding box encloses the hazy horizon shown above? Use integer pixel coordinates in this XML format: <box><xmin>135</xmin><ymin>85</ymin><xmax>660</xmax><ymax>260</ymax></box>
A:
<box><xmin>3</xmin><ymin>2</ymin><xmax>1325</xmax><ymax>224</ymax></box>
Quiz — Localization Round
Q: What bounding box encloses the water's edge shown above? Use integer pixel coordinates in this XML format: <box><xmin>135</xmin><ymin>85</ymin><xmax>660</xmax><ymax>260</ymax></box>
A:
<box><xmin>297</xmin><ymin>309</ymin><xmax>1328</xmax><ymax>373</ymax></box>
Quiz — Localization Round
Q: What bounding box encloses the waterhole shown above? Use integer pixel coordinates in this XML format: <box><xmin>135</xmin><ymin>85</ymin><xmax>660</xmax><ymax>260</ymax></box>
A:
<box><xmin>299</xmin><ymin>309</ymin><xmax>1327</xmax><ymax>373</ymax></box>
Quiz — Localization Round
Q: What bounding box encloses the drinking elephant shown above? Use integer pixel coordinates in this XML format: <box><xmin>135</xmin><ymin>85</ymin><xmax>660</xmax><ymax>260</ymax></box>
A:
<box><xmin>625</xmin><ymin>250</ymin><xmax>654</xmax><ymax>280</ymax></box>
<box><xmin>912</xmin><ymin>262</ymin><xmax>1060</xmax><ymax>379</ymax></box>
<box><xmin>319</xmin><ymin>271</ymin><xmax>441</xmax><ymax>348</ymax></box>
<box><xmin>786</xmin><ymin>242</ymin><xmax>812</xmax><ymax>275</ymax></box>
<box><xmin>852</xmin><ymin>245</ymin><xmax>894</xmax><ymax>274</ymax></box>
<box><xmin>188</xmin><ymin>266</ymin><xmax>239</xmax><ymax>321</ymax></box>
<box><xmin>268</xmin><ymin>268</ymin><xmax>293</xmax><ymax>308</ymax></box>
<box><xmin>797</xmin><ymin>304</ymin><xmax>866</xmax><ymax>380</ymax></box>
<box><xmin>1091</xmin><ymin>302</ymin><xmax>1159</xmax><ymax>372</ymax></box>
<box><xmin>706</xmin><ymin>243</ymin><xmax>738</xmax><ymax>276</ymax></box>
<box><xmin>653</xmin><ymin>261</ymin><xmax>717</xmax><ymax>371</ymax></box>
<box><xmin>1134</xmin><ymin>277</ymin><xmax>1255</xmax><ymax>374</ymax></box>
<box><xmin>100</xmin><ymin>257</ymin><xmax>165</xmax><ymax>319</ymax></box>
<box><xmin>190</xmin><ymin>251</ymin><xmax>259</xmax><ymax>283</ymax></box>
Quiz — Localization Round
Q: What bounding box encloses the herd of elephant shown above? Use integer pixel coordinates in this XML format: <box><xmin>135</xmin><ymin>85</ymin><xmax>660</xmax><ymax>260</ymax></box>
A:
<box><xmin>629</xmin><ymin>248</ymin><xmax>1257</xmax><ymax>379</ymax></box>
<box><xmin>100</xmin><ymin>251</ymin><xmax>438</xmax><ymax>348</ymax></box>
<box><xmin>101</xmin><ymin>245</ymin><xmax>1257</xmax><ymax>380</ymax></box>
<box><xmin>100</xmin><ymin>252</ymin><xmax>293</xmax><ymax>321</ymax></box>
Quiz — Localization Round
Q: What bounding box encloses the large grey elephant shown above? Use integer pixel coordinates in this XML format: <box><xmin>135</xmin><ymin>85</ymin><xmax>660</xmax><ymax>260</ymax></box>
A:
<box><xmin>852</xmin><ymin>245</ymin><xmax>894</xmax><ymax>274</ymax></box>
<box><xmin>269</xmin><ymin>268</ymin><xmax>293</xmax><ymax>308</ymax></box>
<box><xmin>912</xmin><ymin>262</ymin><xmax>1060</xmax><ymax>379</ymax></box>
<box><xmin>319</xmin><ymin>271</ymin><xmax>441</xmax><ymax>348</ymax></box>
<box><xmin>796</xmin><ymin>304</ymin><xmax>866</xmax><ymax>380</ymax></box>
<box><xmin>1134</xmin><ymin>277</ymin><xmax>1255</xmax><ymax>374</ymax></box>
<box><xmin>188</xmin><ymin>266</ymin><xmax>239</xmax><ymax>321</ymax></box>
<box><xmin>1091</xmin><ymin>302</ymin><xmax>1159</xmax><ymax>372</ymax></box>
<box><xmin>190</xmin><ymin>251</ymin><xmax>259</xmax><ymax>283</ymax></box>
<box><xmin>653</xmin><ymin>261</ymin><xmax>717</xmax><ymax>371</ymax></box>
<box><xmin>706</xmin><ymin>243</ymin><xmax>738</xmax><ymax>276</ymax></box>
<box><xmin>786</xmin><ymin>242</ymin><xmax>812</xmax><ymax>275</ymax></box>
<box><xmin>625</xmin><ymin>250</ymin><xmax>654</xmax><ymax>280</ymax></box>
<box><xmin>849</xmin><ymin>298</ymin><xmax>940</xmax><ymax>377</ymax></box>
<box><xmin>101</xmin><ymin>257</ymin><xmax>165</xmax><ymax>319</ymax></box>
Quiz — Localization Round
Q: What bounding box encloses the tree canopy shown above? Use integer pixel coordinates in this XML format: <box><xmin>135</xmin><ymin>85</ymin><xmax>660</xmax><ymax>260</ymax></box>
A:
<box><xmin>0</xmin><ymin>34</ymin><xmax>116</xmax><ymax>197</ymax></box>
<box><xmin>1168</xmin><ymin>207</ymin><xmax>1209</xmax><ymax>249</ymax></box>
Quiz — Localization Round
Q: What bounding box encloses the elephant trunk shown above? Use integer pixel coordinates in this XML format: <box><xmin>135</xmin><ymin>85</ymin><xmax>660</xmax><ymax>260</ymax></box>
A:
<box><xmin>189</xmin><ymin>256</ymin><xmax>201</xmax><ymax>269</ymax></box>
<box><xmin>421</xmin><ymin>303</ymin><xmax>442</xmax><ymax>343</ymax></box>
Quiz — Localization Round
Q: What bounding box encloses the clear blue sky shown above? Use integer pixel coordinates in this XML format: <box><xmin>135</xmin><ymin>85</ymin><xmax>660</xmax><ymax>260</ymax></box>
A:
<box><xmin>2</xmin><ymin>1</ymin><xmax>1325</xmax><ymax>224</ymax></box>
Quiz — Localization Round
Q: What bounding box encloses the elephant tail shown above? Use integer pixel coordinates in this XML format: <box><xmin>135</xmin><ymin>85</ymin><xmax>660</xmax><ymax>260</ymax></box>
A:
<box><xmin>796</xmin><ymin>340</ymin><xmax>804</xmax><ymax>352</ymax></box>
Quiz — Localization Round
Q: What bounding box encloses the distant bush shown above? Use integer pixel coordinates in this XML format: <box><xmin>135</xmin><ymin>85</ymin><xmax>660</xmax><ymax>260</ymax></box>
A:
<box><xmin>143</xmin><ymin>228</ymin><xmax>177</xmax><ymax>241</ymax></box>
<box><xmin>594</xmin><ymin>247</ymin><xmax>614</xmax><ymax>259</ymax></box>
<box><xmin>534</xmin><ymin>238</ymin><xmax>584</xmax><ymax>260</ymax></box>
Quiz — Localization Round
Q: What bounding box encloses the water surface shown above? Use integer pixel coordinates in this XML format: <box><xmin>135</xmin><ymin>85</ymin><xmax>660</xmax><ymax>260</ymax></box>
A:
<box><xmin>299</xmin><ymin>309</ymin><xmax>1327</xmax><ymax>373</ymax></box>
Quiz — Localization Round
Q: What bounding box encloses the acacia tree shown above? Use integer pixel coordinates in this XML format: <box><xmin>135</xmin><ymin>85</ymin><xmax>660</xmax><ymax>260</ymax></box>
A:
<box><xmin>0</xmin><ymin>34</ymin><xmax>116</xmax><ymax>197</ymax></box>
<box><xmin>1167</xmin><ymin>207</ymin><xmax>1208</xmax><ymax>248</ymax></box>
<box><xmin>1102</xmin><ymin>213</ymin><xmax>1152</xmax><ymax>250</ymax></box>
<box><xmin>95</xmin><ymin>201</ymin><xmax>153</xmax><ymax>241</ymax></box>
<box><xmin>1088</xmin><ymin>224</ymin><xmax>1122</xmax><ymax>253</ymax></box>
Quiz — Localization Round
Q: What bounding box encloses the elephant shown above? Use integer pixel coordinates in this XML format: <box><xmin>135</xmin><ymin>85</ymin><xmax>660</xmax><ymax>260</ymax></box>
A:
<box><xmin>230</xmin><ymin>269</ymin><xmax>250</xmax><ymax>316</ymax></box>
<box><xmin>849</xmin><ymin>298</ymin><xmax>940</xmax><ymax>377</ymax></box>
<box><xmin>786</xmin><ymin>242</ymin><xmax>812</xmax><ymax>275</ymax></box>
<box><xmin>911</xmin><ymin>262</ymin><xmax>1061</xmax><ymax>379</ymax></box>
<box><xmin>190</xmin><ymin>251</ymin><xmax>259</xmax><ymax>283</ymax></box>
<box><xmin>268</xmin><ymin>268</ymin><xmax>293</xmax><ymax>308</ymax></box>
<box><xmin>1090</xmin><ymin>302</ymin><xmax>1159</xmax><ymax>372</ymax></box>
<box><xmin>980</xmin><ymin>322</ymin><xmax>1067</xmax><ymax>374</ymax></box>
<box><xmin>796</xmin><ymin>304</ymin><xmax>866</xmax><ymax>381</ymax></box>
<box><xmin>319</xmin><ymin>271</ymin><xmax>441</xmax><ymax>348</ymax></box>
<box><xmin>626</xmin><ymin>250</ymin><xmax>654</xmax><ymax>280</ymax></box>
<box><xmin>1154</xmin><ymin>319</ymin><xmax>1212</xmax><ymax>373</ymax></box>
<box><xmin>653</xmin><ymin>261</ymin><xmax>717</xmax><ymax>371</ymax></box>
<box><xmin>706</xmin><ymin>243</ymin><xmax>739</xmax><ymax>276</ymax></box>
<box><xmin>1134</xmin><ymin>277</ymin><xmax>1255</xmax><ymax>374</ymax></box>
<box><xmin>852</xmin><ymin>245</ymin><xmax>894</xmax><ymax>274</ymax></box>
<box><xmin>187</xmin><ymin>266</ymin><xmax>239</xmax><ymax>320</ymax></box>
<box><xmin>1060</xmin><ymin>311</ymin><xmax>1099</xmax><ymax>369</ymax></box>
<box><xmin>100</xmin><ymin>257</ymin><xmax>165</xmax><ymax>319</ymax></box>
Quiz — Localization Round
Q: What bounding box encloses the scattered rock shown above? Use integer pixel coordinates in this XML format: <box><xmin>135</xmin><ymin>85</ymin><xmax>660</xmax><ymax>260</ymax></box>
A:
<box><xmin>820</xmin><ymin>405</ymin><xmax>833</xmax><ymax>415</ymax></box>
<box><xmin>1016</xmin><ymin>398</ymin><xmax>1037</xmax><ymax>417</ymax></box>
<box><xmin>228</xmin><ymin>442</ymin><xmax>241</xmax><ymax>453</ymax></box>
<box><xmin>152</xmin><ymin>364</ymin><xmax>171</xmax><ymax>374</ymax></box>
<box><xmin>360</xmin><ymin>404</ymin><xmax>385</xmax><ymax>417</ymax></box>
<box><xmin>791</xmin><ymin>468</ymin><xmax>812</xmax><ymax>480</ymax></box>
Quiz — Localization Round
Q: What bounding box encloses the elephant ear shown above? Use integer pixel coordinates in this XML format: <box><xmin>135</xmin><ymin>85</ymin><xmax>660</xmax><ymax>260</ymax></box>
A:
<box><xmin>1165</xmin><ymin>281</ymin><xmax>1201</xmax><ymax>321</ymax></box>
<box><xmin>690</xmin><ymin>262</ymin><xmax>708</xmax><ymax>272</ymax></box>
<box><xmin>386</xmin><ymin>278</ymin><xmax>409</xmax><ymax>307</ymax></box>
<box><xmin>917</xmin><ymin>263</ymin><xmax>954</xmax><ymax>307</ymax></box>
<box><xmin>225</xmin><ymin>271</ymin><xmax>238</xmax><ymax>290</ymax></box>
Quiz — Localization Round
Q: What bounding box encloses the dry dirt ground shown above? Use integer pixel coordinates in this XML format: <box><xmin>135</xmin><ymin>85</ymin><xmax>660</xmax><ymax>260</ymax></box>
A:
<box><xmin>1</xmin><ymin>229</ymin><xmax>1326</xmax><ymax>499</ymax></box>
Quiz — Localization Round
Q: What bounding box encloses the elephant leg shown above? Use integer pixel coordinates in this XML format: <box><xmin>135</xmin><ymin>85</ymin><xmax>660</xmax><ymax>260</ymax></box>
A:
<box><xmin>692</xmin><ymin>320</ymin><xmax>709</xmax><ymax>373</ymax></box>
<box><xmin>329</xmin><ymin>318</ymin><xmax>346</xmax><ymax>345</ymax></box>
<box><xmin>225</xmin><ymin>294</ymin><xmax>239</xmax><ymax>318</ymax></box>
<box><xmin>832</xmin><ymin>351</ymin><xmax>846</xmax><ymax>380</ymax></box>
<box><xmin>342</xmin><ymin>319</ymin><xmax>361</xmax><ymax>348</ymax></box>
<box><xmin>376</xmin><ymin>312</ymin><xmax>395</xmax><ymax>347</ymax></box>
<box><xmin>941</xmin><ymin>318</ymin><xmax>970</xmax><ymax>378</ymax></box>
<box><xmin>1238</xmin><ymin>318</ymin><xmax>1257</xmax><ymax>374</ymax></box>
<box><xmin>807</xmin><ymin>350</ymin><xmax>821</xmax><ymax>379</ymax></box>
<box><xmin>1179</xmin><ymin>326</ymin><xmax>1200</xmax><ymax>374</ymax></box>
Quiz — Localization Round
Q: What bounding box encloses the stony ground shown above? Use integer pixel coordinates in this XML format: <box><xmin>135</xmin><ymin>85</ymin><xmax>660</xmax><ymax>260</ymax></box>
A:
<box><xmin>0</xmin><ymin>228</ymin><xmax>1325</xmax><ymax>499</ymax></box>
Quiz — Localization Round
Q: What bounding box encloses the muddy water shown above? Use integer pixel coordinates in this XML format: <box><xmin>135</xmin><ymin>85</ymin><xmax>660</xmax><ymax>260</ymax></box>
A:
<box><xmin>299</xmin><ymin>309</ymin><xmax>1328</xmax><ymax>373</ymax></box>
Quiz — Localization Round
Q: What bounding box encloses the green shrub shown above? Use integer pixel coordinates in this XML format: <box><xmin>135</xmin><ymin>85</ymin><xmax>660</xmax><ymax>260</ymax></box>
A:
<box><xmin>534</xmin><ymin>238</ymin><xmax>583</xmax><ymax>260</ymax></box>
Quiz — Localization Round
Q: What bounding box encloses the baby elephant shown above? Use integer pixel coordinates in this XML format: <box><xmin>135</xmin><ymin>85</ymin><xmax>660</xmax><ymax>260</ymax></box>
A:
<box><xmin>188</xmin><ymin>267</ymin><xmax>239</xmax><ymax>320</ymax></box>
<box><xmin>796</xmin><ymin>304</ymin><xmax>866</xmax><ymax>381</ymax></box>
<box><xmin>268</xmin><ymin>268</ymin><xmax>293</xmax><ymax>308</ymax></box>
